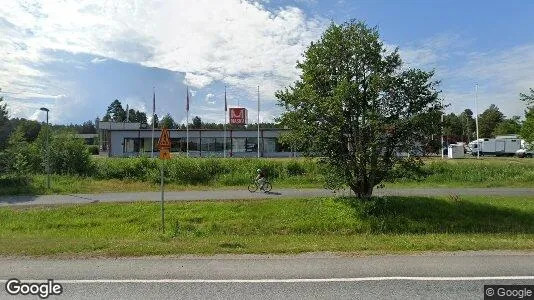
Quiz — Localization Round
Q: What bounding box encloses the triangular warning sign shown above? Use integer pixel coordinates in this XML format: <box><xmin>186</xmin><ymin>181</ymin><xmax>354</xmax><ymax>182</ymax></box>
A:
<box><xmin>158</xmin><ymin>128</ymin><xmax>171</xmax><ymax>149</ymax></box>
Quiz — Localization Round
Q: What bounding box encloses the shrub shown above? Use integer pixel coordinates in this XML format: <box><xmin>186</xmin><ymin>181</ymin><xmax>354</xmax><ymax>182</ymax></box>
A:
<box><xmin>87</xmin><ymin>145</ymin><xmax>99</xmax><ymax>155</ymax></box>
<box><xmin>286</xmin><ymin>161</ymin><xmax>306</xmax><ymax>176</ymax></box>
<box><xmin>47</xmin><ymin>131</ymin><xmax>93</xmax><ymax>175</ymax></box>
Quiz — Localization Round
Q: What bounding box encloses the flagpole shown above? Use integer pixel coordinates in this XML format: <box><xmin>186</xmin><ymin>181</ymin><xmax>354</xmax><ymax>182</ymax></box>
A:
<box><xmin>151</xmin><ymin>87</ymin><xmax>155</xmax><ymax>158</ymax></box>
<box><xmin>441</xmin><ymin>98</ymin><xmax>444</xmax><ymax>159</ymax></box>
<box><xmin>475</xmin><ymin>83</ymin><xmax>480</xmax><ymax>159</ymax></box>
<box><xmin>257</xmin><ymin>85</ymin><xmax>260</xmax><ymax>158</ymax></box>
<box><xmin>224</xmin><ymin>86</ymin><xmax>227</xmax><ymax>158</ymax></box>
<box><xmin>186</xmin><ymin>86</ymin><xmax>189</xmax><ymax>157</ymax></box>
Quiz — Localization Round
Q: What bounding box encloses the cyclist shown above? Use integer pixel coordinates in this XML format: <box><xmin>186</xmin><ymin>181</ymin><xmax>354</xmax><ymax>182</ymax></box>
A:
<box><xmin>255</xmin><ymin>168</ymin><xmax>267</xmax><ymax>190</ymax></box>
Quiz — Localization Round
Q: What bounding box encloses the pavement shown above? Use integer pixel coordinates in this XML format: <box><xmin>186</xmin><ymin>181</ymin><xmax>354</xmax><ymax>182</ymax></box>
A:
<box><xmin>1</xmin><ymin>187</ymin><xmax>534</xmax><ymax>206</ymax></box>
<box><xmin>2</xmin><ymin>251</ymin><xmax>534</xmax><ymax>299</ymax></box>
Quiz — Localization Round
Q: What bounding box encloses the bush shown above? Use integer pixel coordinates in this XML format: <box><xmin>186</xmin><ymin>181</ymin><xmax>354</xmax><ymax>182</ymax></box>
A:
<box><xmin>87</xmin><ymin>145</ymin><xmax>99</xmax><ymax>155</ymax></box>
<box><xmin>4</xmin><ymin>129</ymin><xmax>42</xmax><ymax>175</ymax></box>
<box><xmin>47</xmin><ymin>131</ymin><xmax>93</xmax><ymax>175</ymax></box>
<box><xmin>0</xmin><ymin>174</ymin><xmax>31</xmax><ymax>187</ymax></box>
<box><xmin>286</xmin><ymin>161</ymin><xmax>306</xmax><ymax>176</ymax></box>
<box><xmin>90</xmin><ymin>157</ymin><xmax>317</xmax><ymax>186</ymax></box>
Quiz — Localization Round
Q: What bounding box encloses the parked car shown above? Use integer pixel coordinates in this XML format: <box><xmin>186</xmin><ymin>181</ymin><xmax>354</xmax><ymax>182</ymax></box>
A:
<box><xmin>515</xmin><ymin>149</ymin><xmax>533</xmax><ymax>158</ymax></box>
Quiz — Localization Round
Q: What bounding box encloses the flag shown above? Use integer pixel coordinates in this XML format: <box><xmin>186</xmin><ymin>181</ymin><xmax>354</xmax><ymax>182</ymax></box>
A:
<box><xmin>224</xmin><ymin>86</ymin><xmax>227</xmax><ymax>112</ymax></box>
<box><xmin>186</xmin><ymin>86</ymin><xmax>190</xmax><ymax>112</ymax></box>
<box><xmin>152</xmin><ymin>88</ymin><xmax>155</xmax><ymax>116</ymax></box>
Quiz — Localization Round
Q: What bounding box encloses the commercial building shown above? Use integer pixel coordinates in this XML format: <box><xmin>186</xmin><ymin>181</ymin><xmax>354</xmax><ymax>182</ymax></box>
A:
<box><xmin>98</xmin><ymin>122</ymin><xmax>297</xmax><ymax>157</ymax></box>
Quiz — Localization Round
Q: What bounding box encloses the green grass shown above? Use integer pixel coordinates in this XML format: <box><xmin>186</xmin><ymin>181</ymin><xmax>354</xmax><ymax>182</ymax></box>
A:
<box><xmin>390</xmin><ymin>157</ymin><xmax>534</xmax><ymax>188</ymax></box>
<box><xmin>1</xmin><ymin>195</ymin><xmax>533</xmax><ymax>256</ymax></box>
<box><xmin>2</xmin><ymin>156</ymin><xmax>534</xmax><ymax>196</ymax></box>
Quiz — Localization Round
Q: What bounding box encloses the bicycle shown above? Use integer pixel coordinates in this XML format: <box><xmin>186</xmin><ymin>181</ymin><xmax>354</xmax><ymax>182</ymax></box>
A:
<box><xmin>248</xmin><ymin>179</ymin><xmax>272</xmax><ymax>193</ymax></box>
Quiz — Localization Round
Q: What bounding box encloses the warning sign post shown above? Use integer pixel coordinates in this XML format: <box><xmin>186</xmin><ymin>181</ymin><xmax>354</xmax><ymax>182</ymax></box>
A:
<box><xmin>158</xmin><ymin>128</ymin><xmax>171</xmax><ymax>233</ymax></box>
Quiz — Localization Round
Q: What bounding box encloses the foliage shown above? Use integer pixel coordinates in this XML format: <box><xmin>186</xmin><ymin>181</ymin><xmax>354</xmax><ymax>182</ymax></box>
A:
<box><xmin>459</xmin><ymin>109</ymin><xmax>476</xmax><ymax>141</ymax></box>
<box><xmin>151</xmin><ymin>113</ymin><xmax>159</xmax><ymax>128</ymax></box>
<box><xmin>91</xmin><ymin>157</ymin><xmax>317</xmax><ymax>186</ymax></box>
<box><xmin>47</xmin><ymin>130</ymin><xmax>93</xmax><ymax>175</ymax></box>
<box><xmin>520</xmin><ymin>89</ymin><xmax>534</xmax><ymax>147</ymax></box>
<box><xmin>493</xmin><ymin>116</ymin><xmax>521</xmax><ymax>136</ymax></box>
<box><xmin>478</xmin><ymin>104</ymin><xmax>504</xmax><ymax>138</ymax></box>
<box><xmin>192</xmin><ymin>116</ymin><xmax>202</xmax><ymax>129</ymax></box>
<box><xmin>80</xmin><ymin>120</ymin><xmax>97</xmax><ymax>134</ymax></box>
<box><xmin>3</xmin><ymin>126</ymin><xmax>94</xmax><ymax>176</ymax></box>
<box><xmin>87</xmin><ymin>145</ymin><xmax>99</xmax><ymax>155</ymax></box>
<box><xmin>127</xmin><ymin>109</ymin><xmax>148</xmax><ymax>123</ymax></box>
<box><xmin>3</xmin><ymin>128</ymin><xmax>42</xmax><ymax>175</ymax></box>
<box><xmin>103</xmin><ymin>99</ymin><xmax>126</xmax><ymax>122</ymax></box>
<box><xmin>15</xmin><ymin>118</ymin><xmax>42</xmax><ymax>142</ymax></box>
<box><xmin>102</xmin><ymin>99</ymin><xmax>146</xmax><ymax>124</ymax></box>
<box><xmin>442</xmin><ymin>109</ymin><xmax>476</xmax><ymax>143</ymax></box>
<box><xmin>520</xmin><ymin>108</ymin><xmax>534</xmax><ymax>148</ymax></box>
<box><xmin>520</xmin><ymin>88</ymin><xmax>534</xmax><ymax>106</ymax></box>
<box><xmin>276</xmin><ymin>20</ymin><xmax>441</xmax><ymax>199</ymax></box>
<box><xmin>0</xmin><ymin>90</ymin><xmax>8</xmax><ymax>135</ymax></box>
<box><xmin>160</xmin><ymin>113</ymin><xmax>175</xmax><ymax>129</ymax></box>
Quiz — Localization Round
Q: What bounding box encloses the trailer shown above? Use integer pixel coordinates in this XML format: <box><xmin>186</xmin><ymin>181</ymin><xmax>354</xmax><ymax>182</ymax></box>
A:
<box><xmin>467</xmin><ymin>138</ymin><xmax>521</xmax><ymax>156</ymax></box>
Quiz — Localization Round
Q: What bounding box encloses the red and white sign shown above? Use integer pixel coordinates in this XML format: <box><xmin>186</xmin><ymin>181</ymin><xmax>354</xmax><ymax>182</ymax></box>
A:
<box><xmin>229</xmin><ymin>108</ymin><xmax>248</xmax><ymax>125</ymax></box>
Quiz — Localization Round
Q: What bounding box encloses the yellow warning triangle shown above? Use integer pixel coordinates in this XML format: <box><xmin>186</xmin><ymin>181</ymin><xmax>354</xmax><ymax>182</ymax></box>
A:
<box><xmin>158</xmin><ymin>128</ymin><xmax>171</xmax><ymax>148</ymax></box>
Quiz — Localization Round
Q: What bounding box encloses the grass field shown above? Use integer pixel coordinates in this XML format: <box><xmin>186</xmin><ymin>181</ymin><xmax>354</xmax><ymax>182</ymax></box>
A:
<box><xmin>1</xmin><ymin>195</ymin><xmax>533</xmax><ymax>256</ymax></box>
<box><xmin>1</xmin><ymin>156</ymin><xmax>533</xmax><ymax>195</ymax></box>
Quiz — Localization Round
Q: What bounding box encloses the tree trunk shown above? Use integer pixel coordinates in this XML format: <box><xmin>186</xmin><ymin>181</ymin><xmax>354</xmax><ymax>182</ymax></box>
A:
<box><xmin>350</xmin><ymin>178</ymin><xmax>374</xmax><ymax>200</ymax></box>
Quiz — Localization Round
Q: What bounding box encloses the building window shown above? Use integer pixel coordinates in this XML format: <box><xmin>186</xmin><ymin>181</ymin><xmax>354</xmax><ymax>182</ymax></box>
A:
<box><xmin>123</xmin><ymin>138</ymin><xmax>143</xmax><ymax>153</ymax></box>
<box><xmin>188</xmin><ymin>138</ymin><xmax>200</xmax><ymax>151</ymax></box>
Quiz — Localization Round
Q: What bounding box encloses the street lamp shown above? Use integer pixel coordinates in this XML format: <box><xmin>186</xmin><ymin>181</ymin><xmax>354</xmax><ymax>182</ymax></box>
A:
<box><xmin>40</xmin><ymin>107</ymin><xmax>50</xmax><ymax>189</ymax></box>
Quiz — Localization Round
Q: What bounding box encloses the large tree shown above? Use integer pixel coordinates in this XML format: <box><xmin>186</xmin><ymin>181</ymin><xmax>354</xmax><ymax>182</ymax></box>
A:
<box><xmin>493</xmin><ymin>116</ymin><xmax>521</xmax><ymax>136</ymax></box>
<box><xmin>103</xmin><ymin>99</ymin><xmax>126</xmax><ymax>122</ymax></box>
<box><xmin>477</xmin><ymin>104</ymin><xmax>504</xmax><ymax>138</ymax></box>
<box><xmin>276</xmin><ymin>20</ymin><xmax>441</xmax><ymax>199</ymax></box>
<box><xmin>192</xmin><ymin>116</ymin><xmax>202</xmax><ymax>129</ymax></box>
<box><xmin>0</xmin><ymin>90</ymin><xmax>7</xmax><ymax>127</ymax></box>
<box><xmin>520</xmin><ymin>89</ymin><xmax>534</xmax><ymax>147</ymax></box>
<box><xmin>79</xmin><ymin>120</ymin><xmax>97</xmax><ymax>134</ymax></box>
<box><xmin>151</xmin><ymin>114</ymin><xmax>159</xmax><ymax>128</ymax></box>
<box><xmin>443</xmin><ymin>113</ymin><xmax>463</xmax><ymax>143</ymax></box>
<box><xmin>159</xmin><ymin>113</ymin><xmax>175</xmax><ymax>129</ymax></box>
<box><xmin>0</xmin><ymin>90</ymin><xmax>9</xmax><ymax>149</ymax></box>
<box><xmin>459</xmin><ymin>109</ymin><xmax>476</xmax><ymax>142</ymax></box>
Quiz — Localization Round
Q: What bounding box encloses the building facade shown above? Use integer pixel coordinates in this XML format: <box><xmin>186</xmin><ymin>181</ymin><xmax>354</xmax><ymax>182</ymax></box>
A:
<box><xmin>98</xmin><ymin>122</ymin><xmax>297</xmax><ymax>157</ymax></box>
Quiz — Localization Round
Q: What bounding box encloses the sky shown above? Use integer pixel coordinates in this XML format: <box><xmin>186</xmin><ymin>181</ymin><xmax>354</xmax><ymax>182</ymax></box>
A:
<box><xmin>1</xmin><ymin>0</ymin><xmax>534</xmax><ymax>125</ymax></box>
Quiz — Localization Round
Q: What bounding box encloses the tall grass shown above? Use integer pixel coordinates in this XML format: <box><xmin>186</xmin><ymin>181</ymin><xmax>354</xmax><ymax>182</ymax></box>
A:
<box><xmin>390</xmin><ymin>158</ymin><xmax>534</xmax><ymax>187</ymax></box>
<box><xmin>2</xmin><ymin>157</ymin><xmax>534</xmax><ymax>195</ymax></box>
<box><xmin>1</xmin><ymin>195</ymin><xmax>534</xmax><ymax>256</ymax></box>
<box><xmin>91</xmin><ymin>156</ymin><xmax>322</xmax><ymax>186</ymax></box>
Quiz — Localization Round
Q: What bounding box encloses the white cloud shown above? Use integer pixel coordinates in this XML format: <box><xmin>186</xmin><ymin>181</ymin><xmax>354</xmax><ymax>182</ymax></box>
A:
<box><xmin>0</xmin><ymin>0</ymin><xmax>326</xmax><ymax>122</ymax></box>
<box><xmin>205</xmin><ymin>93</ymin><xmax>215</xmax><ymax>104</ymax></box>
<box><xmin>184</xmin><ymin>73</ymin><xmax>213</xmax><ymax>89</ymax></box>
<box><xmin>90</xmin><ymin>57</ymin><xmax>107</xmax><ymax>64</ymax></box>
<box><xmin>453</xmin><ymin>45</ymin><xmax>534</xmax><ymax>118</ymax></box>
<box><xmin>396</xmin><ymin>34</ymin><xmax>532</xmax><ymax>118</ymax></box>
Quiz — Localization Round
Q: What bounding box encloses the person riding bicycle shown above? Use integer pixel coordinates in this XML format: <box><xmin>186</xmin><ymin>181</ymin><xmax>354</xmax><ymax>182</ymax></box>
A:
<box><xmin>255</xmin><ymin>168</ymin><xmax>267</xmax><ymax>190</ymax></box>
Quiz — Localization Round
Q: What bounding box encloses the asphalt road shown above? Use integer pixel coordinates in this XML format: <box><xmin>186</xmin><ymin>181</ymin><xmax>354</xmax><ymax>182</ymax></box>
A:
<box><xmin>1</xmin><ymin>187</ymin><xmax>534</xmax><ymax>206</ymax></box>
<box><xmin>2</xmin><ymin>252</ymin><xmax>534</xmax><ymax>299</ymax></box>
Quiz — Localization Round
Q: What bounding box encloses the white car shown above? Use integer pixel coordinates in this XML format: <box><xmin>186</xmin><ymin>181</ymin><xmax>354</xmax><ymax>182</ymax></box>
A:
<box><xmin>515</xmin><ymin>149</ymin><xmax>533</xmax><ymax>158</ymax></box>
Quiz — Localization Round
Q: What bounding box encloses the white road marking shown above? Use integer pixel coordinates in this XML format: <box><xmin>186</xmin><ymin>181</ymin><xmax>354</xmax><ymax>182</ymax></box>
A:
<box><xmin>16</xmin><ymin>276</ymin><xmax>534</xmax><ymax>284</ymax></box>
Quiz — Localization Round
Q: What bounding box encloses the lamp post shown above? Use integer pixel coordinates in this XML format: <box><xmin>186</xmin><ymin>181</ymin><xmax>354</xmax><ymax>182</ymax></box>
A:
<box><xmin>40</xmin><ymin>107</ymin><xmax>50</xmax><ymax>189</ymax></box>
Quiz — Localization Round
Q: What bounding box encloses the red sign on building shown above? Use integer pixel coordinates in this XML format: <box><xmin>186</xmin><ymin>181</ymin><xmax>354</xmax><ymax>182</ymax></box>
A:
<box><xmin>229</xmin><ymin>108</ymin><xmax>248</xmax><ymax>125</ymax></box>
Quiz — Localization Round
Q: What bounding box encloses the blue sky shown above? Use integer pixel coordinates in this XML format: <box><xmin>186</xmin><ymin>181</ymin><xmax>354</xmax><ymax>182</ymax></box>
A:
<box><xmin>1</xmin><ymin>0</ymin><xmax>533</xmax><ymax>125</ymax></box>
